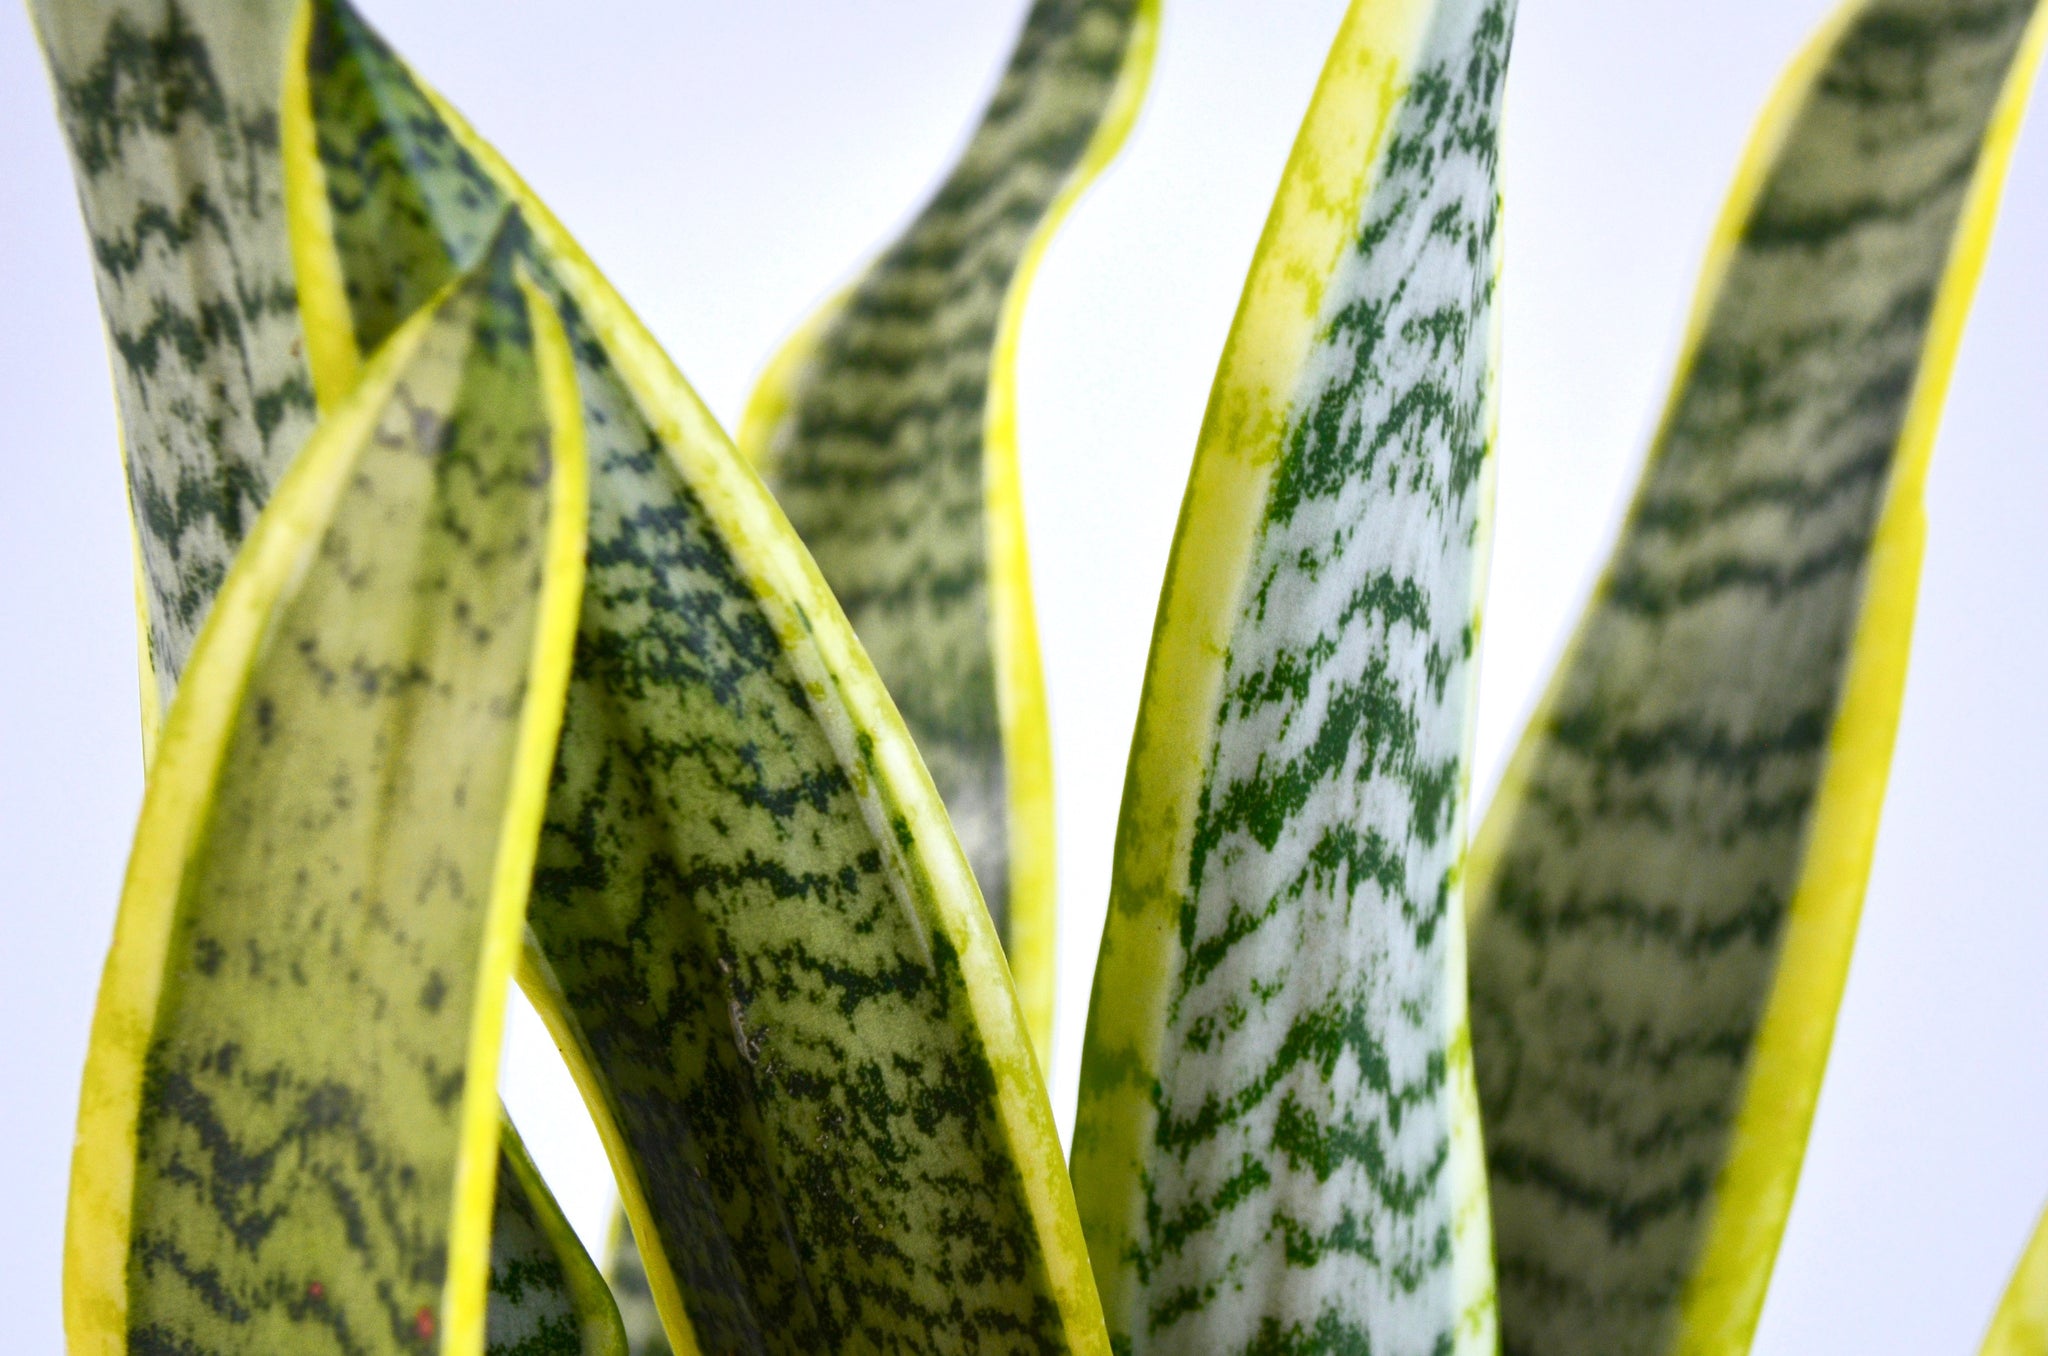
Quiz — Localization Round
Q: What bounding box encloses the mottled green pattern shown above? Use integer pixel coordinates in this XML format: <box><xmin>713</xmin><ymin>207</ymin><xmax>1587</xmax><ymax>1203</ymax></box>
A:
<box><xmin>302</xmin><ymin>9</ymin><xmax>1085</xmax><ymax>1350</ymax></box>
<box><xmin>305</xmin><ymin>0</ymin><xmax>506</xmax><ymax>358</ymax></box>
<box><xmin>487</xmin><ymin>1118</ymin><xmax>627</xmax><ymax>1356</ymax></box>
<box><xmin>1467</xmin><ymin>3</ymin><xmax>2039</xmax><ymax>1352</ymax></box>
<box><xmin>528</xmin><ymin>316</ymin><xmax>1066</xmax><ymax>1353</ymax></box>
<box><xmin>125</xmin><ymin>231</ymin><xmax>564</xmax><ymax>1353</ymax></box>
<box><xmin>755</xmin><ymin>0</ymin><xmax>1143</xmax><ymax>943</ymax></box>
<box><xmin>30</xmin><ymin>0</ymin><xmax>318</xmax><ymax>703</ymax></box>
<box><xmin>1076</xmin><ymin>3</ymin><xmax>1513</xmax><ymax>1351</ymax></box>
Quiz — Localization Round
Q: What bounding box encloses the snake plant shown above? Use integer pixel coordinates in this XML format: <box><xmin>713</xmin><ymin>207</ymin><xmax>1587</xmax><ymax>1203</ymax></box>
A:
<box><xmin>26</xmin><ymin>0</ymin><xmax>2048</xmax><ymax>1353</ymax></box>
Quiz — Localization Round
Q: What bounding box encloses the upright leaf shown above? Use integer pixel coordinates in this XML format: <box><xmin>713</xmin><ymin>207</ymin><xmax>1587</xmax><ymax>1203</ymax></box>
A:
<box><xmin>283</xmin><ymin>5</ymin><xmax>1108</xmax><ymax>1351</ymax></box>
<box><xmin>1464</xmin><ymin>2</ymin><xmax>2048</xmax><ymax>1351</ymax></box>
<box><xmin>1071</xmin><ymin>0</ymin><xmax>1514</xmax><ymax>1350</ymax></box>
<box><xmin>27</xmin><ymin>0</ymin><xmax>318</xmax><ymax>724</ymax></box>
<box><xmin>64</xmin><ymin>223</ymin><xmax>589</xmax><ymax>1354</ymax></box>
<box><xmin>739</xmin><ymin>0</ymin><xmax>1160</xmax><ymax>1062</ymax></box>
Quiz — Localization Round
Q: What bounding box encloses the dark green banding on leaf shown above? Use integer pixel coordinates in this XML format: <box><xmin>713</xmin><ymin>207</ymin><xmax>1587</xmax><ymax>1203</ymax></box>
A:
<box><xmin>488</xmin><ymin>1115</ymin><xmax>628</xmax><ymax>1356</ymax></box>
<box><xmin>1466</xmin><ymin>2</ymin><xmax>2048</xmax><ymax>1352</ymax></box>
<box><xmin>67</xmin><ymin>219</ymin><xmax>588</xmax><ymax>1354</ymax></box>
<box><xmin>291</xmin><ymin>7</ymin><xmax>1106</xmax><ymax>1351</ymax></box>
<box><xmin>744</xmin><ymin>0</ymin><xmax>1156</xmax><ymax>1057</ymax></box>
<box><xmin>28</xmin><ymin>0</ymin><xmax>318</xmax><ymax>708</ymax></box>
<box><xmin>1074</xmin><ymin>0</ymin><xmax>1514</xmax><ymax>1350</ymax></box>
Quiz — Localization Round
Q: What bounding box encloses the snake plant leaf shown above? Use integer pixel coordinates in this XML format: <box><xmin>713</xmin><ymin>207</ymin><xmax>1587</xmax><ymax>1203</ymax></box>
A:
<box><xmin>488</xmin><ymin>1114</ymin><xmax>628</xmax><ymax>1356</ymax></box>
<box><xmin>1070</xmin><ymin>0</ymin><xmax>1513</xmax><ymax>1350</ymax></box>
<box><xmin>26</xmin><ymin>0</ymin><xmax>319</xmax><ymax>729</ymax></box>
<box><xmin>1464</xmin><ymin>2</ymin><xmax>2048</xmax><ymax>1352</ymax></box>
<box><xmin>737</xmin><ymin>0</ymin><xmax>1160</xmax><ymax>1063</ymax></box>
<box><xmin>283</xmin><ymin>4</ymin><xmax>1106</xmax><ymax>1351</ymax></box>
<box><xmin>1983</xmin><ymin>1205</ymin><xmax>2048</xmax><ymax>1355</ymax></box>
<box><xmin>63</xmin><ymin>219</ymin><xmax>590</xmax><ymax>1354</ymax></box>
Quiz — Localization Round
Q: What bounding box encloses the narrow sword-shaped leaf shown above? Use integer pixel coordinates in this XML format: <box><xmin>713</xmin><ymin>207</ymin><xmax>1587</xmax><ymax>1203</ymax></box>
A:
<box><xmin>1071</xmin><ymin>0</ymin><xmax>1514</xmax><ymax>1350</ymax></box>
<box><xmin>737</xmin><ymin>0</ymin><xmax>1159</xmax><ymax>1064</ymax></box>
<box><xmin>488</xmin><ymin>1114</ymin><xmax>628</xmax><ymax>1356</ymax></box>
<box><xmin>27</xmin><ymin>0</ymin><xmax>319</xmax><ymax>717</ymax></box>
<box><xmin>283</xmin><ymin>5</ymin><xmax>1108</xmax><ymax>1350</ymax></box>
<box><xmin>1983</xmin><ymin>1205</ymin><xmax>2048</xmax><ymax>1354</ymax></box>
<box><xmin>64</xmin><ymin>221</ymin><xmax>589</xmax><ymax>1354</ymax></box>
<box><xmin>33</xmin><ymin>5</ymin><xmax>635</xmax><ymax>1347</ymax></box>
<box><xmin>1464</xmin><ymin>2</ymin><xmax>2048</xmax><ymax>1352</ymax></box>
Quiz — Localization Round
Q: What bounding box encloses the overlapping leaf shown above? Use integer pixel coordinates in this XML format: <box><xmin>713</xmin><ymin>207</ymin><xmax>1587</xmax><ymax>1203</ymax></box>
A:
<box><xmin>1070</xmin><ymin>0</ymin><xmax>1514</xmax><ymax>1350</ymax></box>
<box><xmin>739</xmin><ymin>0</ymin><xmax>1159</xmax><ymax>1065</ymax></box>
<box><xmin>63</xmin><ymin>223</ymin><xmax>590</xmax><ymax>1353</ymax></box>
<box><xmin>1464</xmin><ymin>2</ymin><xmax>2048</xmax><ymax>1351</ymax></box>
<box><xmin>282</xmin><ymin>3</ymin><xmax>1104</xmax><ymax>1351</ymax></box>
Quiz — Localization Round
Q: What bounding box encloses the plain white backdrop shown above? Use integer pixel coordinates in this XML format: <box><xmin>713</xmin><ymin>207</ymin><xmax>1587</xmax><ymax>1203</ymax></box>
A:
<box><xmin>4</xmin><ymin>3</ymin><xmax>2046</xmax><ymax>1350</ymax></box>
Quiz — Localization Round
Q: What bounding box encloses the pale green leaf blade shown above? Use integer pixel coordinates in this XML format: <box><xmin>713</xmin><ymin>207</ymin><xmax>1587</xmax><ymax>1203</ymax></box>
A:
<box><xmin>488</xmin><ymin>1113</ymin><xmax>628</xmax><ymax>1356</ymax></box>
<box><xmin>1464</xmin><ymin>2</ymin><xmax>2048</xmax><ymax>1351</ymax></box>
<box><xmin>27</xmin><ymin>0</ymin><xmax>318</xmax><ymax>726</ymax></box>
<box><xmin>1071</xmin><ymin>1</ymin><xmax>1514</xmax><ymax>1350</ymax></box>
<box><xmin>286</xmin><ymin>7</ymin><xmax>1108</xmax><ymax>1351</ymax></box>
<box><xmin>63</xmin><ymin>222</ymin><xmax>589</xmax><ymax>1354</ymax></box>
<box><xmin>737</xmin><ymin>0</ymin><xmax>1159</xmax><ymax>1061</ymax></box>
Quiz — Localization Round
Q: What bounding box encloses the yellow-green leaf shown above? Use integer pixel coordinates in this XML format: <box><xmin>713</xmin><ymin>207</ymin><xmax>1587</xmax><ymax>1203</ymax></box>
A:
<box><xmin>64</xmin><ymin>219</ymin><xmax>589</xmax><ymax>1353</ymax></box>
<box><xmin>737</xmin><ymin>0</ymin><xmax>1159</xmax><ymax>1064</ymax></box>
<box><xmin>1070</xmin><ymin>0</ymin><xmax>1513</xmax><ymax>1349</ymax></box>
<box><xmin>1464</xmin><ymin>2</ymin><xmax>2048</xmax><ymax>1351</ymax></box>
<box><xmin>281</xmin><ymin>4</ymin><xmax>1107</xmax><ymax>1350</ymax></box>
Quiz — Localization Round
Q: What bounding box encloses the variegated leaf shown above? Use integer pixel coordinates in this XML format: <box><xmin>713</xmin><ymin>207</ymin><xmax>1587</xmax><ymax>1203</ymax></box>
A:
<box><xmin>737</xmin><ymin>0</ymin><xmax>1159</xmax><ymax>1065</ymax></box>
<box><xmin>283</xmin><ymin>4</ymin><xmax>1107</xmax><ymax>1351</ymax></box>
<box><xmin>1464</xmin><ymin>2</ymin><xmax>2048</xmax><ymax>1351</ymax></box>
<box><xmin>63</xmin><ymin>221</ymin><xmax>590</xmax><ymax>1354</ymax></box>
<box><xmin>1071</xmin><ymin>0</ymin><xmax>1514</xmax><ymax>1350</ymax></box>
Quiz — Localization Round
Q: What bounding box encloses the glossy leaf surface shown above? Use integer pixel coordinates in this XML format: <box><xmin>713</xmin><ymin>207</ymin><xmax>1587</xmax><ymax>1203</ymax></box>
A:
<box><xmin>1071</xmin><ymin>0</ymin><xmax>1514</xmax><ymax>1350</ymax></box>
<box><xmin>739</xmin><ymin>0</ymin><xmax>1159</xmax><ymax>1061</ymax></box>
<box><xmin>1465</xmin><ymin>2</ymin><xmax>2048</xmax><ymax>1351</ymax></box>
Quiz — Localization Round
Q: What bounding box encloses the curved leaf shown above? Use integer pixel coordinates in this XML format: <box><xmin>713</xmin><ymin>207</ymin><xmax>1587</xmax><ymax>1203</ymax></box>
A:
<box><xmin>1464</xmin><ymin>2</ymin><xmax>2048</xmax><ymax>1351</ymax></box>
<box><xmin>1071</xmin><ymin>0</ymin><xmax>1514</xmax><ymax>1350</ymax></box>
<box><xmin>283</xmin><ymin>4</ymin><xmax>1107</xmax><ymax>1351</ymax></box>
<box><xmin>738</xmin><ymin>0</ymin><xmax>1160</xmax><ymax>1063</ymax></box>
<box><xmin>63</xmin><ymin>221</ymin><xmax>589</xmax><ymax>1353</ymax></box>
<box><xmin>489</xmin><ymin>1113</ymin><xmax>628</xmax><ymax>1356</ymax></box>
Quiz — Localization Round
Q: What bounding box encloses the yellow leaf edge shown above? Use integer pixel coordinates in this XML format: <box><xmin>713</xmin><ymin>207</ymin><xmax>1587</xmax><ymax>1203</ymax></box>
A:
<box><xmin>1461</xmin><ymin>2</ymin><xmax>2048</xmax><ymax>1351</ymax></box>
<box><xmin>1067</xmin><ymin>0</ymin><xmax>1452</xmax><ymax>1331</ymax></box>
<box><xmin>734</xmin><ymin>0</ymin><xmax>1163</xmax><ymax>1072</ymax></box>
<box><xmin>408</xmin><ymin>70</ymin><xmax>1115</xmax><ymax>1356</ymax></box>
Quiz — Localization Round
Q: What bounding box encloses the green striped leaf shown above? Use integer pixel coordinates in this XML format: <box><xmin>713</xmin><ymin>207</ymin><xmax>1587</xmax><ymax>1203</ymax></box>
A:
<box><xmin>738</xmin><ymin>0</ymin><xmax>1159</xmax><ymax>1063</ymax></box>
<box><xmin>1984</xmin><ymin>1205</ymin><xmax>2048</xmax><ymax>1354</ymax></box>
<box><xmin>1071</xmin><ymin>0</ymin><xmax>1513</xmax><ymax>1350</ymax></box>
<box><xmin>489</xmin><ymin>1115</ymin><xmax>628</xmax><ymax>1356</ymax></box>
<box><xmin>64</xmin><ymin>219</ymin><xmax>590</xmax><ymax>1353</ymax></box>
<box><xmin>283</xmin><ymin>4</ymin><xmax>1106</xmax><ymax>1350</ymax></box>
<box><xmin>27</xmin><ymin>0</ymin><xmax>320</xmax><ymax>738</ymax></box>
<box><xmin>1464</xmin><ymin>2</ymin><xmax>2048</xmax><ymax>1351</ymax></box>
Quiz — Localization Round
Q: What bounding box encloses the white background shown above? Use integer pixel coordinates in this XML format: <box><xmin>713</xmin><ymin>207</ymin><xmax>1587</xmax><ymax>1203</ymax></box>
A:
<box><xmin>4</xmin><ymin>2</ymin><xmax>2046</xmax><ymax>1350</ymax></box>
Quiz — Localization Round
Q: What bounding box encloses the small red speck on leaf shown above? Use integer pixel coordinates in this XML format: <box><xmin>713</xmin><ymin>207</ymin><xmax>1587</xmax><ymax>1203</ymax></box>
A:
<box><xmin>413</xmin><ymin>1306</ymin><xmax>436</xmax><ymax>1342</ymax></box>
<box><xmin>307</xmin><ymin>1281</ymin><xmax>324</xmax><ymax>1301</ymax></box>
